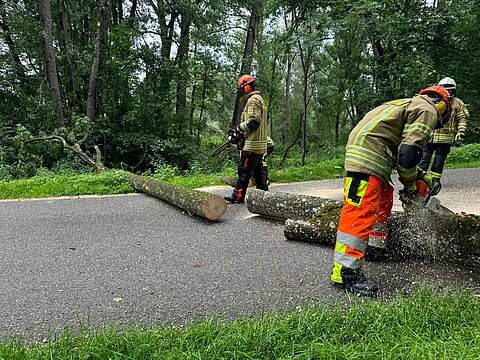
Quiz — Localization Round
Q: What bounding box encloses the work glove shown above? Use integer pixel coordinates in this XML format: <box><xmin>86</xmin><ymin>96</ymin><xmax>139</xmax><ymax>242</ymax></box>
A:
<box><xmin>455</xmin><ymin>131</ymin><xmax>465</xmax><ymax>145</ymax></box>
<box><xmin>416</xmin><ymin>167</ymin><xmax>433</xmax><ymax>188</ymax></box>
<box><xmin>422</xmin><ymin>174</ymin><xmax>433</xmax><ymax>188</ymax></box>
<box><xmin>398</xmin><ymin>183</ymin><xmax>417</xmax><ymax>199</ymax></box>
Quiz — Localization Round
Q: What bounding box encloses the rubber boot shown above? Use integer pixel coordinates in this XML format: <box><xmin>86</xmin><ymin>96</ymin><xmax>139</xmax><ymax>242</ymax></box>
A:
<box><xmin>335</xmin><ymin>267</ymin><xmax>378</xmax><ymax>297</ymax></box>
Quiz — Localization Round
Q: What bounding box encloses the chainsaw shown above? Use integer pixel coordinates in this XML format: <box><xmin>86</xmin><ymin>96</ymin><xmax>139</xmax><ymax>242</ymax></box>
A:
<box><xmin>210</xmin><ymin>128</ymin><xmax>245</xmax><ymax>157</ymax></box>
<box><xmin>400</xmin><ymin>179</ymin><xmax>455</xmax><ymax>216</ymax></box>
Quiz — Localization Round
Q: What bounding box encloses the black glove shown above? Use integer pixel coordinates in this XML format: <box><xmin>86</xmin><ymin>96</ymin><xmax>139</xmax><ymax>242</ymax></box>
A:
<box><xmin>266</xmin><ymin>145</ymin><xmax>274</xmax><ymax>155</ymax></box>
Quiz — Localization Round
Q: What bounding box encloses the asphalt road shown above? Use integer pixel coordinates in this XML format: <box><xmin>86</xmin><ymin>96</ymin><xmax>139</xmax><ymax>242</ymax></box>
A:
<box><xmin>1</xmin><ymin>168</ymin><xmax>479</xmax><ymax>341</ymax></box>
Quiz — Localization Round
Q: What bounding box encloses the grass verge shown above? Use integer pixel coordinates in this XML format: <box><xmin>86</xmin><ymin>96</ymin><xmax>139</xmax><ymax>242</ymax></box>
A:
<box><xmin>1</xmin><ymin>288</ymin><xmax>479</xmax><ymax>359</ymax></box>
<box><xmin>0</xmin><ymin>144</ymin><xmax>479</xmax><ymax>199</ymax></box>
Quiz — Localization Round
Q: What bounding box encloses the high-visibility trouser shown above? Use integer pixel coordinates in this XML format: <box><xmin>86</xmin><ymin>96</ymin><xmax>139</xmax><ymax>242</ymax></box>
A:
<box><xmin>231</xmin><ymin>151</ymin><xmax>268</xmax><ymax>202</ymax></box>
<box><xmin>331</xmin><ymin>172</ymin><xmax>394</xmax><ymax>284</ymax></box>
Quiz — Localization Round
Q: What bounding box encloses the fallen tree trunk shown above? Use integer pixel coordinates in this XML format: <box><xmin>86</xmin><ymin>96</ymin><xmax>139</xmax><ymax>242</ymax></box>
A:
<box><xmin>246</xmin><ymin>188</ymin><xmax>342</xmax><ymax>220</ymax></box>
<box><xmin>248</xmin><ymin>190</ymin><xmax>480</xmax><ymax>268</ymax></box>
<box><xmin>127</xmin><ymin>173</ymin><xmax>227</xmax><ymax>221</ymax></box>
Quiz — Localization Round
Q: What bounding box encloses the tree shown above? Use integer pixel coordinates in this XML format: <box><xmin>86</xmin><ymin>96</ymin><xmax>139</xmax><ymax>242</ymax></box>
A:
<box><xmin>39</xmin><ymin>0</ymin><xmax>65</xmax><ymax>128</ymax></box>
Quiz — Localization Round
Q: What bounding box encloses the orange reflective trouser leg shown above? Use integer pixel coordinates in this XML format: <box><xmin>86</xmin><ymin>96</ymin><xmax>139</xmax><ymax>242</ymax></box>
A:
<box><xmin>331</xmin><ymin>172</ymin><xmax>389</xmax><ymax>284</ymax></box>
<box><xmin>369</xmin><ymin>181</ymin><xmax>394</xmax><ymax>250</ymax></box>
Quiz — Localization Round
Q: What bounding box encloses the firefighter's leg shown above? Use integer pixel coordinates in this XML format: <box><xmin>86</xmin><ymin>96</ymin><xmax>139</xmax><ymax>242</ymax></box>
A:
<box><xmin>331</xmin><ymin>172</ymin><xmax>383</xmax><ymax>296</ymax></box>
<box><xmin>365</xmin><ymin>181</ymin><xmax>394</xmax><ymax>261</ymax></box>
<box><xmin>418</xmin><ymin>142</ymin><xmax>434</xmax><ymax>172</ymax></box>
<box><xmin>253</xmin><ymin>155</ymin><xmax>269</xmax><ymax>191</ymax></box>
<box><xmin>430</xmin><ymin>143</ymin><xmax>451</xmax><ymax>181</ymax></box>
<box><xmin>226</xmin><ymin>152</ymin><xmax>257</xmax><ymax>203</ymax></box>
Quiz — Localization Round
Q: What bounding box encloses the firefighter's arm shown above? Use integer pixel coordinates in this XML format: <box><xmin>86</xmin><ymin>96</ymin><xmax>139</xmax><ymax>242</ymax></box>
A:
<box><xmin>398</xmin><ymin>108</ymin><xmax>437</xmax><ymax>186</ymax></box>
<box><xmin>455</xmin><ymin>101</ymin><xmax>469</xmax><ymax>144</ymax></box>
<box><xmin>238</xmin><ymin>98</ymin><xmax>262</xmax><ymax>134</ymax></box>
<box><xmin>397</xmin><ymin>144</ymin><xmax>422</xmax><ymax>187</ymax></box>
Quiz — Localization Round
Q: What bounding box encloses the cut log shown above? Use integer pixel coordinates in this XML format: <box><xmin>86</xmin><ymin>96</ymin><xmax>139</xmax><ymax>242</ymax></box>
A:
<box><xmin>246</xmin><ymin>188</ymin><xmax>342</xmax><ymax>220</ymax></box>
<box><xmin>284</xmin><ymin>202</ymin><xmax>341</xmax><ymax>244</ymax></box>
<box><xmin>127</xmin><ymin>173</ymin><xmax>227</xmax><ymax>221</ymax></box>
<box><xmin>249</xmin><ymin>190</ymin><xmax>480</xmax><ymax>268</ymax></box>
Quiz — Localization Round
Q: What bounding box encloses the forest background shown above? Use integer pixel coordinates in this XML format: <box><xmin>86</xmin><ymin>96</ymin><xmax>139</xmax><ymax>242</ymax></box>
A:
<box><xmin>0</xmin><ymin>0</ymin><xmax>479</xmax><ymax>181</ymax></box>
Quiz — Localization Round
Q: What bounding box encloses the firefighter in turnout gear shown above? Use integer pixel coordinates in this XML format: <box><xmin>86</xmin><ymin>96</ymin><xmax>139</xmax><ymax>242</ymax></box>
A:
<box><xmin>331</xmin><ymin>86</ymin><xmax>451</xmax><ymax>296</ymax></box>
<box><xmin>418</xmin><ymin>77</ymin><xmax>469</xmax><ymax>188</ymax></box>
<box><xmin>224</xmin><ymin>75</ymin><xmax>269</xmax><ymax>204</ymax></box>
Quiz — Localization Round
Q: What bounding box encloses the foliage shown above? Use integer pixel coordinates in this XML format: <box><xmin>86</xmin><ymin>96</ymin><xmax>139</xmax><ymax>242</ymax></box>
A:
<box><xmin>1</xmin><ymin>288</ymin><xmax>479</xmax><ymax>359</ymax></box>
<box><xmin>0</xmin><ymin>0</ymin><xmax>478</xmax><ymax>178</ymax></box>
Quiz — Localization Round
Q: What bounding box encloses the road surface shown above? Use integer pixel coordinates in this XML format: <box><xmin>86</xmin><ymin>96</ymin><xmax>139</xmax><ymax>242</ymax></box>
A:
<box><xmin>0</xmin><ymin>168</ymin><xmax>479</xmax><ymax>341</ymax></box>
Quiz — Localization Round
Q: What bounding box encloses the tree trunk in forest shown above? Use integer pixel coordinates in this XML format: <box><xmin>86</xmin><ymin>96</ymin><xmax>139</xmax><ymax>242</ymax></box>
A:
<box><xmin>246</xmin><ymin>189</ymin><xmax>342</xmax><ymax>221</ymax></box>
<box><xmin>87</xmin><ymin>0</ymin><xmax>108</xmax><ymax>122</ymax></box>
<box><xmin>127</xmin><ymin>173</ymin><xmax>227</xmax><ymax>221</ymax></box>
<box><xmin>231</xmin><ymin>9</ymin><xmax>260</xmax><ymax>127</ymax></box>
<box><xmin>284</xmin><ymin>53</ymin><xmax>293</xmax><ymax>145</ymax></box>
<box><xmin>175</xmin><ymin>13</ymin><xmax>191</xmax><ymax>118</ymax></box>
<box><xmin>249</xmin><ymin>190</ymin><xmax>480</xmax><ymax>268</ymax></box>
<box><xmin>39</xmin><ymin>0</ymin><xmax>65</xmax><ymax>128</ymax></box>
<box><xmin>59</xmin><ymin>0</ymin><xmax>81</xmax><ymax>108</ymax></box>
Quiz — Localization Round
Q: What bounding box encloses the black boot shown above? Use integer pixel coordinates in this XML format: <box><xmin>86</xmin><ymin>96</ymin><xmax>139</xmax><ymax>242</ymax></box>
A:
<box><xmin>364</xmin><ymin>245</ymin><xmax>386</xmax><ymax>261</ymax></box>
<box><xmin>224</xmin><ymin>195</ymin><xmax>244</xmax><ymax>204</ymax></box>
<box><xmin>335</xmin><ymin>268</ymin><xmax>378</xmax><ymax>297</ymax></box>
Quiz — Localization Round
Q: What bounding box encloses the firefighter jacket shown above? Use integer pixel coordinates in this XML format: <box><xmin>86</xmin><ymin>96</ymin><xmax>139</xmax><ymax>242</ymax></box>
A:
<box><xmin>345</xmin><ymin>95</ymin><xmax>440</xmax><ymax>186</ymax></box>
<box><xmin>238</xmin><ymin>91</ymin><xmax>268</xmax><ymax>154</ymax></box>
<box><xmin>431</xmin><ymin>97</ymin><xmax>469</xmax><ymax>144</ymax></box>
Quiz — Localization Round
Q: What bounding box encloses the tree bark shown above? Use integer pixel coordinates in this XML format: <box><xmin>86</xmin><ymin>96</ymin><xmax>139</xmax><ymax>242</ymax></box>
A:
<box><xmin>39</xmin><ymin>0</ymin><xmax>65</xmax><ymax>128</ymax></box>
<box><xmin>246</xmin><ymin>189</ymin><xmax>342</xmax><ymax>221</ymax></box>
<box><xmin>87</xmin><ymin>0</ymin><xmax>108</xmax><ymax>122</ymax></box>
<box><xmin>175</xmin><ymin>13</ymin><xmax>191</xmax><ymax>118</ymax></box>
<box><xmin>127</xmin><ymin>173</ymin><xmax>227</xmax><ymax>221</ymax></box>
<box><xmin>59</xmin><ymin>0</ymin><xmax>81</xmax><ymax>108</ymax></box>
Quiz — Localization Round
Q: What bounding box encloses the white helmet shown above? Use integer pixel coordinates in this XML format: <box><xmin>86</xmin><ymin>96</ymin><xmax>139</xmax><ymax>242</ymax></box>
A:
<box><xmin>438</xmin><ymin>77</ymin><xmax>456</xmax><ymax>93</ymax></box>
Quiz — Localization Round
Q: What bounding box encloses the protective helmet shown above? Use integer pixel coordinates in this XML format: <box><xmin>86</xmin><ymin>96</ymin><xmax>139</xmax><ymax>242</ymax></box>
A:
<box><xmin>438</xmin><ymin>77</ymin><xmax>456</xmax><ymax>91</ymax></box>
<box><xmin>419</xmin><ymin>85</ymin><xmax>451</xmax><ymax>125</ymax></box>
<box><xmin>237</xmin><ymin>74</ymin><xmax>255</xmax><ymax>94</ymax></box>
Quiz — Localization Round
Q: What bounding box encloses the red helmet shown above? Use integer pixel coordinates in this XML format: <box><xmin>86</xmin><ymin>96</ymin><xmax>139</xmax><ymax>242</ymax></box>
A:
<box><xmin>419</xmin><ymin>85</ymin><xmax>451</xmax><ymax>125</ymax></box>
<box><xmin>237</xmin><ymin>74</ymin><xmax>255</xmax><ymax>94</ymax></box>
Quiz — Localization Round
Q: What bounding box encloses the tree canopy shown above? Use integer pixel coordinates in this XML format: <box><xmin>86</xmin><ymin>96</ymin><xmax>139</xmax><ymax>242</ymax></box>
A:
<box><xmin>0</xmin><ymin>0</ymin><xmax>478</xmax><ymax>179</ymax></box>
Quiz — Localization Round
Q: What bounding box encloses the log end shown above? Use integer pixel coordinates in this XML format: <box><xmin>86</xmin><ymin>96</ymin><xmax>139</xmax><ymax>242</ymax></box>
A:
<box><xmin>203</xmin><ymin>194</ymin><xmax>228</xmax><ymax>221</ymax></box>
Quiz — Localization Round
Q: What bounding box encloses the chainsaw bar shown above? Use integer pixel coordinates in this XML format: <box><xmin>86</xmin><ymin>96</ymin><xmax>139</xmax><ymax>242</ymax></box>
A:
<box><xmin>210</xmin><ymin>142</ymin><xmax>230</xmax><ymax>157</ymax></box>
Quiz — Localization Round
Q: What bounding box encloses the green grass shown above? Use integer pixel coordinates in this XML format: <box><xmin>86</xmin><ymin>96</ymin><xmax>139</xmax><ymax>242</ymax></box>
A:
<box><xmin>0</xmin><ymin>170</ymin><xmax>134</xmax><ymax>199</ymax></box>
<box><xmin>1</xmin><ymin>288</ymin><xmax>479</xmax><ymax>359</ymax></box>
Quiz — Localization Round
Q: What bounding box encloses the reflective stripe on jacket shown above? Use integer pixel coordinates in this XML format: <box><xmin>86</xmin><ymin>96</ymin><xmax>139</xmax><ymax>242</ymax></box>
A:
<box><xmin>432</xmin><ymin>97</ymin><xmax>469</xmax><ymax>144</ymax></box>
<box><xmin>239</xmin><ymin>91</ymin><xmax>268</xmax><ymax>154</ymax></box>
<box><xmin>344</xmin><ymin>95</ymin><xmax>439</xmax><ymax>184</ymax></box>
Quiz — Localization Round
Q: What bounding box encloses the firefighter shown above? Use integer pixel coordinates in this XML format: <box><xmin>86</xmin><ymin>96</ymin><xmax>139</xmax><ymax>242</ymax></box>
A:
<box><xmin>224</xmin><ymin>74</ymin><xmax>269</xmax><ymax>204</ymax></box>
<box><xmin>331</xmin><ymin>86</ymin><xmax>451</xmax><ymax>297</ymax></box>
<box><xmin>417</xmin><ymin>77</ymin><xmax>470</xmax><ymax>188</ymax></box>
